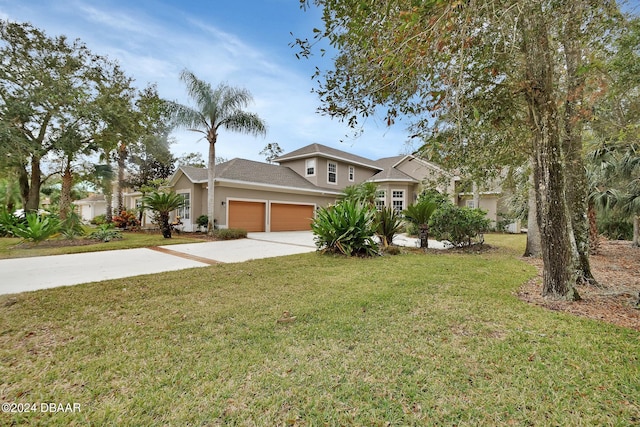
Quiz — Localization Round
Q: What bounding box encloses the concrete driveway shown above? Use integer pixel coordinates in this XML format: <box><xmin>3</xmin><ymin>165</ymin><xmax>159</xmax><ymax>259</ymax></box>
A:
<box><xmin>0</xmin><ymin>231</ymin><xmax>317</xmax><ymax>296</ymax></box>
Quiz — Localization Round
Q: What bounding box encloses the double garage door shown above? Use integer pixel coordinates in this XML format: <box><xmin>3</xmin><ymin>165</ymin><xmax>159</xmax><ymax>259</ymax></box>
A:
<box><xmin>228</xmin><ymin>201</ymin><xmax>314</xmax><ymax>232</ymax></box>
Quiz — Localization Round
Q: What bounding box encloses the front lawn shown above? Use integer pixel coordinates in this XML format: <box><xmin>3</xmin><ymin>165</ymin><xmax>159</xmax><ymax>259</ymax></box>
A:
<box><xmin>0</xmin><ymin>231</ymin><xmax>205</xmax><ymax>260</ymax></box>
<box><xmin>0</xmin><ymin>235</ymin><xmax>638</xmax><ymax>425</ymax></box>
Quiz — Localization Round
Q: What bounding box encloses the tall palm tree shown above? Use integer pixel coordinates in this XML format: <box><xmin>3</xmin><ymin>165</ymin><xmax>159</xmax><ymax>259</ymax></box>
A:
<box><xmin>168</xmin><ymin>70</ymin><xmax>267</xmax><ymax>234</ymax></box>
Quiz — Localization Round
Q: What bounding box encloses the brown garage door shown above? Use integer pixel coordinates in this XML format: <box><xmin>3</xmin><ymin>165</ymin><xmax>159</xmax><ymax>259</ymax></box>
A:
<box><xmin>228</xmin><ymin>201</ymin><xmax>266</xmax><ymax>232</ymax></box>
<box><xmin>271</xmin><ymin>203</ymin><xmax>314</xmax><ymax>231</ymax></box>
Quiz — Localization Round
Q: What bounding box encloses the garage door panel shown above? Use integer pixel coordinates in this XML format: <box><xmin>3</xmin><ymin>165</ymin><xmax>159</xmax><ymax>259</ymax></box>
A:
<box><xmin>271</xmin><ymin>203</ymin><xmax>314</xmax><ymax>232</ymax></box>
<box><xmin>229</xmin><ymin>201</ymin><xmax>265</xmax><ymax>232</ymax></box>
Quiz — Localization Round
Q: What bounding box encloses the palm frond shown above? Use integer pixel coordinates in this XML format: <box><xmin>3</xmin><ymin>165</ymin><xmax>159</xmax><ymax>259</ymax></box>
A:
<box><xmin>222</xmin><ymin>111</ymin><xmax>267</xmax><ymax>137</ymax></box>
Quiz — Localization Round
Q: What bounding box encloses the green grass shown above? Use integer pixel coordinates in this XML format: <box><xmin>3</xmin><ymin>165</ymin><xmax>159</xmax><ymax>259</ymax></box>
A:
<box><xmin>0</xmin><ymin>235</ymin><xmax>638</xmax><ymax>425</ymax></box>
<box><xmin>0</xmin><ymin>231</ymin><xmax>204</xmax><ymax>259</ymax></box>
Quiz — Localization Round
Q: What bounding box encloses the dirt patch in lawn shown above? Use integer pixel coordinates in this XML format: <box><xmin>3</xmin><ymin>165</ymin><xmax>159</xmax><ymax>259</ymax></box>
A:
<box><xmin>518</xmin><ymin>239</ymin><xmax>640</xmax><ymax>331</ymax></box>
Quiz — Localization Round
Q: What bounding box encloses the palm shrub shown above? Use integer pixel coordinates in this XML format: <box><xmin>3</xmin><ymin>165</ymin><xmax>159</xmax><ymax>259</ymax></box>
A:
<box><xmin>60</xmin><ymin>209</ymin><xmax>86</xmax><ymax>239</ymax></box>
<box><xmin>403</xmin><ymin>199</ymin><xmax>438</xmax><ymax>248</ymax></box>
<box><xmin>430</xmin><ymin>204</ymin><xmax>491</xmax><ymax>247</ymax></box>
<box><xmin>143</xmin><ymin>191</ymin><xmax>185</xmax><ymax>238</ymax></box>
<box><xmin>311</xmin><ymin>199</ymin><xmax>378</xmax><ymax>256</ymax></box>
<box><xmin>11</xmin><ymin>212</ymin><xmax>60</xmax><ymax>244</ymax></box>
<box><xmin>375</xmin><ymin>206</ymin><xmax>403</xmax><ymax>248</ymax></box>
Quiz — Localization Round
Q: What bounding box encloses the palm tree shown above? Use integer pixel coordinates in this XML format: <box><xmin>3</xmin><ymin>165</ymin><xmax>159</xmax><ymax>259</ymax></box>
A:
<box><xmin>403</xmin><ymin>199</ymin><xmax>438</xmax><ymax>249</ymax></box>
<box><xmin>168</xmin><ymin>70</ymin><xmax>267</xmax><ymax>234</ymax></box>
<box><xmin>143</xmin><ymin>191</ymin><xmax>185</xmax><ymax>238</ymax></box>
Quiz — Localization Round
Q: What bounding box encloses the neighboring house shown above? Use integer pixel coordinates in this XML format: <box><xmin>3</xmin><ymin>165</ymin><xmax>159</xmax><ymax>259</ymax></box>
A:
<box><xmin>165</xmin><ymin>143</ymin><xmax>508</xmax><ymax>233</ymax></box>
<box><xmin>75</xmin><ymin>194</ymin><xmax>107</xmax><ymax>222</ymax></box>
<box><xmin>74</xmin><ymin>188</ymin><xmax>153</xmax><ymax>226</ymax></box>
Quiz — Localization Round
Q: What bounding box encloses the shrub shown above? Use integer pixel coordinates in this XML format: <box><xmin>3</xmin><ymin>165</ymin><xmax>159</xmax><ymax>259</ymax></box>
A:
<box><xmin>0</xmin><ymin>208</ymin><xmax>21</xmax><ymax>237</ymax></box>
<box><xmin>113</xmin><ymin>210</ymin><xmax>140</xmax><ymax>230</ymax></box>
<box><xmin>430</xmin><ymin>204</ymin><xmax>490</xmax><ymax>247</ymax></box>
<box><xmin>311</xmin><ymin>199</ymin><xmax>378</xmax><ymax>257</ymax></box>
<box><xmin>11</xmin><ymin>212</ymin><xmax>60</xmax><ymax>243</ymax></box>
<box><xmin>212</xmin><ymin>228</ymin><xmax>247</xmax><ymax>240</ymax></box>
<box><xmin>91</xmin><ymin>214</ymin><xmax>107</xmax><ymax>225</ymax></box>
<box><xmin>375</xmin><ymin>206</ymin><xmax>403</xmax><ymax>247</ymax></box>
<box><xmin>196</xmin><ymin>214</ymin><xmax>209</xmax><ymax>231</ymax></box>
<box><xmin>60</xmin><ymin>210</ymin><xmax>86</xmax><ymax>239</ymax></box>
<box><xmin>598</xmin><ymin>215</ymin><xmax>633</xmax><ymax>240</ymax></box>
<box><xmin>88</xmin><ymin>223</ymin><xmax>123</xmax><ymax>242</ymax></box>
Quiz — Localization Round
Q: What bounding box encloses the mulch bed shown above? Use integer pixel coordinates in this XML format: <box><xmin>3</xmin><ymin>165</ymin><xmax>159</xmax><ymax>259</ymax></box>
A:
<box><xmin>518</xmin><ymin>239</ymin><xmax>640</xmax><ymax>331</ymax></box>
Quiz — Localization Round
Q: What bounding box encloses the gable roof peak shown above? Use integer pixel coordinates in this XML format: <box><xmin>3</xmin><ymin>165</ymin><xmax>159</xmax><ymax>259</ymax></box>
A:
<box><xmin>276</xmin><ymin>142</ymin><xmax>382</xmax><ymax>170</ymax></box>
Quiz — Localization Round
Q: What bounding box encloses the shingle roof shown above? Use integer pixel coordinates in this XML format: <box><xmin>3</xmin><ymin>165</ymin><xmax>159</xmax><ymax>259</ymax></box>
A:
<box><xmin>215</xmin><ymin>158</ymin><xmax>323</xmax><ymax>190</ymax></box>
<box><xmin>179</xmin><ymin>165</ymin><xmax>208</xmax><ymax>183</ymax></box>
<box><xmin>368</xmin><ymin>155</ymin><xmax>419</xmax><ymax>182</ymax></box>
<box><xmin>276</xmin><ymin>143</ymin><xmax>382</xmax><ymax>170</ymax></box>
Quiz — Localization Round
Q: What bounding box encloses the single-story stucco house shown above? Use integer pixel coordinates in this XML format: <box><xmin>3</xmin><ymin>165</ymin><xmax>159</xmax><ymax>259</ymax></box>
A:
<box><xmin>164</xmin><ymin>143</ymin><xmax>511</xmax><ymax>232</ymax></box>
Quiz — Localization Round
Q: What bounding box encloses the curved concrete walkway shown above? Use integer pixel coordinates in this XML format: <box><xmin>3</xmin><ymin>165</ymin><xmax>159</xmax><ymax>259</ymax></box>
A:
<box><xmin>0</xmin><ymin>232</ymin><xmax>316</xmax><ymax>296</ymax></box>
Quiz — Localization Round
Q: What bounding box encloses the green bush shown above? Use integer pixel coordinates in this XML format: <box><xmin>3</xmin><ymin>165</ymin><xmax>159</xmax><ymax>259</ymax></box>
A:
<box><xmin>311</xmin><ymin>199</ymin><xmax>378</xmax><ymax>257</ymax></box>
<box><xmin>598</xmin><ymin>217</ymin><xmax>633</xmax><ymax>240</ymax></box>
<box><xmin>11</xmin><ymin>212</ymin><xmax>60</xmax><ymax>243</ymax></box>
<box><xmin>0</xmin><ymin>208</ymin><xmax>21</xmax><ymax>237</ymax></box>
<box><xmin>91</xmin><ymin>214</ymin><xmax>107</xmax><ymax>225</ymax></box>
<box><xmin>430</xmin><ymin>204</ymin><xmax>490</xmax><ymax>247</ymax></box>
<box><xmin>196</xmin><ymin>215</ymin><xmax>209</xmax><ymax>231</ymax></box>
<box><xmin>375</xmin><ymin>206</ymin><xmax>403</xmax><ymax>247</ymax></box>
<box><xmin>88</xmin><ymin>223</ymin><xmax>123</xmax><ymax>242</ymax></box>
<box><xmin>212</xmin><ymin>228</ymin><xmax>247</xmax><ymax>240</ymax></box>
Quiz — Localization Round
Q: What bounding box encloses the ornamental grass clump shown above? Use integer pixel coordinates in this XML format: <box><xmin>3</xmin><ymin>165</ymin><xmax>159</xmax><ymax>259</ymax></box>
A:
<box><xmin>311</xmin><ymin>199</ymin><xmax>378</xmax><ymax>256</ymax></box>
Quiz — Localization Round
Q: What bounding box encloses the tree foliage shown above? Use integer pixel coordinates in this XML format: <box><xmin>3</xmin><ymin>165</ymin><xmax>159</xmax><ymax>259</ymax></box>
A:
<box><xmin>296</xmin><ymin>0</ymin><xmax>625</xmax><ymax>299</ymax></box>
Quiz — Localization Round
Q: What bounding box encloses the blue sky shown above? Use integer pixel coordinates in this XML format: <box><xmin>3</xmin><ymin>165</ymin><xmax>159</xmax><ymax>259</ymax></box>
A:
<box><xmin>0</xmin><ymin>0</ymin><xmax>412</xmax><ymax>163</ymax></box>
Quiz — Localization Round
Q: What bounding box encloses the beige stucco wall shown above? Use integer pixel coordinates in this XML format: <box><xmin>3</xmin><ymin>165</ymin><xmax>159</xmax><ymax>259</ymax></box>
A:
<box><xmin>395</xmin><ymin>158</ymin><xmax>456</xmax><ymax>196</ymax></box>
<box><xmin>279</xmin><ymin>157</ymin><xmax>378</xmax><ymax>190</ymax></box>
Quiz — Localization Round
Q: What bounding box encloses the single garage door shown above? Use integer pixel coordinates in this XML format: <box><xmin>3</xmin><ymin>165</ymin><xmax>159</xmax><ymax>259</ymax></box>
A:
<box><xmin>228</xmin><ymin>201</ymin><xmax>266</xmax><ymax>232</ymax></box>
<box><xmin>271</xmin><ymin>203</ymin><xmax>315</xmax><ymax>231</ymax></box>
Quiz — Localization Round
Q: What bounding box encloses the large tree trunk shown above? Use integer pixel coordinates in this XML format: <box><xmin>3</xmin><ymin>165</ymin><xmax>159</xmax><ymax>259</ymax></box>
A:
<box><xmin>117</xmin><ymin>143</ymin><xmax>127</xmax><ymax>216</ymax></box>
<box><xmin>17</xmin><ymin>164</ymin><xmax>29</xmax><ymax>210</ymax></box>
<box><xmin>561</xmin><ymin>8</ymin><xmax>597</xmax><ymax>286</ymax></box>
<box><xmin>524</xmin><ymin>166</ymin><xmax>542</xmax><ymax>257</ymax></box>
<box><xmin>59</xmin><ymin>161</ymin><xmax>73</xmax><ymax>221</ymax></box>
<box><xmin>633</xmin><ymin>215</ymin><xmax>639</xmax><ymax>248</ymax></box>
<box><xmin>523</xmin><ymin>9</ymin><xmax>579</xmax><ymax>301</ymax></box>
<box><xmin>207</xmin><ymin>133</ymin><xmax>217</xmax><ymax>235</ymax></box>
<box><xmin>25</xmin><ymin>154</ymin><xmax>41</xmax><ymax>212</ymax></box>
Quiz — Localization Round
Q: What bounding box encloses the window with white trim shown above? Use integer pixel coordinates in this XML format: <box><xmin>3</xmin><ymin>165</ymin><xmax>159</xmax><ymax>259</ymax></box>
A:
<box><xmin>176</xmin><ymin>192</ymin><xmax>190</xmax><ymax>220</ymax></box>
<box><xmin>327</xmin><ymin>161</ymin><xmax>337</xmax><ymax>184</ymax></box>
<box><xmin>392</xmin><ymin>190</ymin><xmax>404</xmax><ymax>212</ymax></box>
<box><xmin>466</xmin><ymin>200</ymin><xmax>475</xmax><ymax>208</ymax></box>
<box><xmin>375</xmin><ymin>190</ymin><xmax>386</xmax><ymax>211</ymax></box>
<box><xmin>348</xmin><ymin>165</ymin><xmax>355</xmax><ymax>182</ymax></box>
<box><xmin>306</xmin><ymin>159</ymin><xmax>315</xmax><ymax>176</ymax></box>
